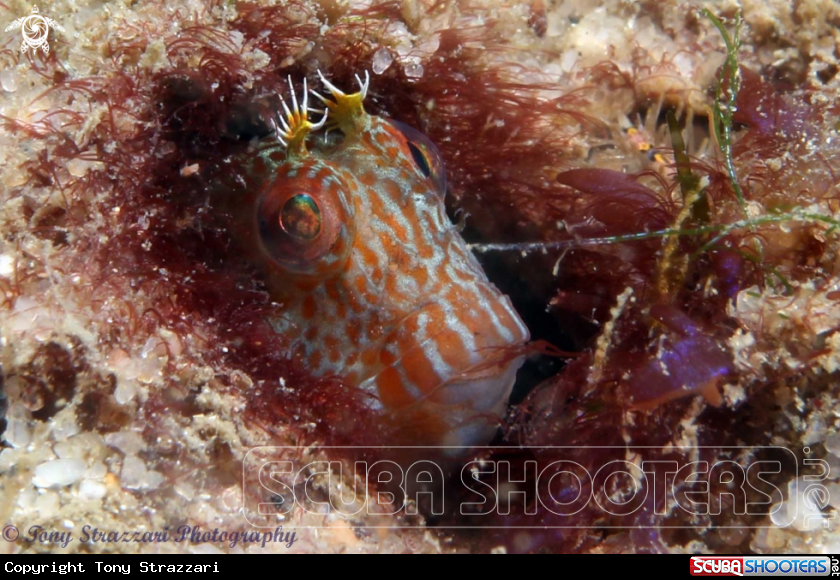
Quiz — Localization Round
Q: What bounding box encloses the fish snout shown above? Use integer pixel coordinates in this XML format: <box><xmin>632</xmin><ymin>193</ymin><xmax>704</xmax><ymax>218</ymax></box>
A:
<box><xmin>368</xmin><ymin>297</ymin><xmax>529</xmax><ymax>448</ymax></box>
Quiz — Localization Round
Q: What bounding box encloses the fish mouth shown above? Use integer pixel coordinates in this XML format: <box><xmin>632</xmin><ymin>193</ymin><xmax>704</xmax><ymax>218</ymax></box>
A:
<box><xmin>429</xmin><ymin>353</ymin><xmax>526</xmax><ymax>448</ymax></box>
<box><xmin>359</xmin><ymin>300</ymin><xmax>530</xmax><ymax>447</ymax></box>
<box><xmin>365</xmin><ymin>351</ymin><xmax>527</xmax><ymax>449</ymax></box>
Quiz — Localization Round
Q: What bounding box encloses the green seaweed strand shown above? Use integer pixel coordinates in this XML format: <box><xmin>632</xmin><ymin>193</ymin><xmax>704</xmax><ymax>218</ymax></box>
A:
<box><xmin>704</xmin><ymin>9</ymin><xmax>748</xmax><ymax>218</ymax></box>
<box><xmin>469</xmin><ymin>211</ymin><xmax>840</xmax><ymax>253</ymax></box>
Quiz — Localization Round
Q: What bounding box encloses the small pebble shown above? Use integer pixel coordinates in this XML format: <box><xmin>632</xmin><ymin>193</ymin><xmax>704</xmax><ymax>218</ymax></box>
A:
<box><xmin>78</xmin><ymin>479</ymin><xmax>107</xmax><ymax>500</ymax></box>
<box><xmin>120</xmin><ymin>455</ymin><xmax>148</xmax><ymax>489</ymax></box>
<box><xmin>372</xmin><ymin>48</ymin><xmax>394</xmax><ymax>74</ymax></box>
<box><xmin>0</xmin><ymin>70</ymin><xmax>17</xmax><ymax>92</ymax></box>
<box><xmin>34</xmin><ymin>458</ymin><xmax>86</xmax><ymax>488</ymax></box>
<box><xmin>105</xmin><ymin>430</ymin><xmax>145</xmax><ymax>455</ymax></box>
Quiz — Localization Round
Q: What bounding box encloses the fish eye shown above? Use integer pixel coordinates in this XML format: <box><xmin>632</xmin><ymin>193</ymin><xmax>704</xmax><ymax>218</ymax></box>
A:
<box><xmin>387</xmin><ymin>119</ymin><xmax>447</xmax><ymax>197</ymax></box>
<box><xmin>255</xmin><ymin>166</ymin><xmax>354</xmax><ymax>276</ymax></box>
<box><xmin>280</xmin><ymin>193</ymin><xmax>322</xmax><ymax>240</ymax></box>
<box><xmin>407</xmin><ymin>141</ymin><xmax>432</xmax><ymax>178</ymax></box>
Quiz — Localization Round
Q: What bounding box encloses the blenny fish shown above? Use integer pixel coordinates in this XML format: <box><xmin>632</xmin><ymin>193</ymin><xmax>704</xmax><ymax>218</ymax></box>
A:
<box><xmin>241</xmin><ymin>73</ymin><xmax>529</xmax><ymax>447</ymax></box>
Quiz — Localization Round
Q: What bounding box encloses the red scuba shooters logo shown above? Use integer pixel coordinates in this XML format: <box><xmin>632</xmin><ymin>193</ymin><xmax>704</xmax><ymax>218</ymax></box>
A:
<box><xmin>691</xmin><ymin>558</ymin><xmax>744</xmax><ymax>576</ymax></box>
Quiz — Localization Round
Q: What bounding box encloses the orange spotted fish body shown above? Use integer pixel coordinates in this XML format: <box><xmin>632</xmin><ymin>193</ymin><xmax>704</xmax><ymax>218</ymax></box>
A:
<box><xmin>249</xmin><ymin>74</ymin><xmax>529</xmax><ymax>447</ymax></box>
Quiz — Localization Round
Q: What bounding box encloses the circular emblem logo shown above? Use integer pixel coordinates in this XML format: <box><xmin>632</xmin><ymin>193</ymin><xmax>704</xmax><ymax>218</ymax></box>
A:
<box><xmin>21</xmin><ymin>10</ymin><xmax>49</xmax><ymax>52</ymax></box>
<box><xmin>5</xmin><ymin>6</ymin><xmax>65</xmax><ymax>56</ymax></box>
